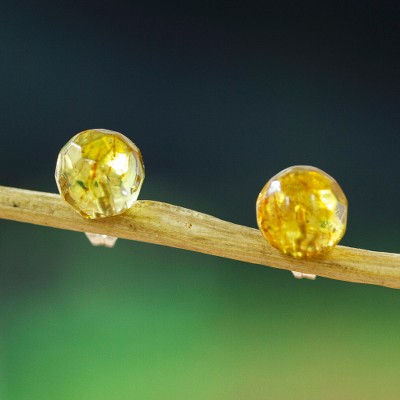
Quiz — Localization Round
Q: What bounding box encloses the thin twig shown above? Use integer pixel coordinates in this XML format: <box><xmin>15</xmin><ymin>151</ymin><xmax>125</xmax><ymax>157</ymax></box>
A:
<box><xmin>1</xmin><ymin>185</ymin><xmax>399</xmax><ymax>289</ymax></box>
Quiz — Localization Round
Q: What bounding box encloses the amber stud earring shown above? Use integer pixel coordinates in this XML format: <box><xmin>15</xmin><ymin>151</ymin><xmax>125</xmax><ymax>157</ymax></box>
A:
<box><xmin>256</xmin><ymin>165</ymin><xmax>348</xmax><ymax>279</ymax></box>
<box><xmin>55</xmin><ymin>128</ymin><xmax>145</xmax><ymax>247</ymax></box>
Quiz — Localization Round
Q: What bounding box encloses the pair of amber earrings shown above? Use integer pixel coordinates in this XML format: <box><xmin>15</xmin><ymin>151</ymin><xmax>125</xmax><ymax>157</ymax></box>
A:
<box><xmin>55</xmin><ymin>129</ymin><xmax>348</xmax><ymax>278</ymax></box>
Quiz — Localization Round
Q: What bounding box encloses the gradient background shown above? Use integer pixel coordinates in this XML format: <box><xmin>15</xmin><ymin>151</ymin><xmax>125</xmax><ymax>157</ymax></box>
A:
<box><xmin>1</xmin><ymin>1</ymin><xmax>400</xmax><ymax>399</ymax></box>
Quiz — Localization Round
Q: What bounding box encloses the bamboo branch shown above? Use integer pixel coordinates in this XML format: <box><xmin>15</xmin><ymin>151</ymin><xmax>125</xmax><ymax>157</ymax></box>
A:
<box><xmin>1</xmin><ymin>185</ymin><xmax>399</xmax><ymax>289</ymax></box>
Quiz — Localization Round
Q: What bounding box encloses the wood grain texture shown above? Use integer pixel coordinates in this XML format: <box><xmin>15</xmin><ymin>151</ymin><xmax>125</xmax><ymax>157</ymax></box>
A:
<box><xmin>1</xmin><ymin>185</ymin><xmax>399</xmax><ymax>289</ymax></box>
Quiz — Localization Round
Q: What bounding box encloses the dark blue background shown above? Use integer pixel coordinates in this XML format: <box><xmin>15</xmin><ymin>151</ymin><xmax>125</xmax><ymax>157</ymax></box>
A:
<box><xmin>1</xmin><ymin>1</ymin><xmax>399</xmax><ymax>236</ymax></box>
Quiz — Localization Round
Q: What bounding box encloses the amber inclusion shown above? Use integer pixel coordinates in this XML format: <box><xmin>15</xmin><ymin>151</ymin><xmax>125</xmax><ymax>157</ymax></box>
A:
<box><xmin>55</xmin><ymin>129</ymin><xmax>145</xmax><ymax>219</ymax></box>
<box><xmin>256</xmin><ymin>166</ymin><xmax>347</xmax><ymax>258</ymax></box>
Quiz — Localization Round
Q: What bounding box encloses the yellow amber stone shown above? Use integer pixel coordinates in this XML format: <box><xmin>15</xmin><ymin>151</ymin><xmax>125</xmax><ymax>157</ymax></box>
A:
<box><xmin>256</xmin><ymin>166</ymin><xmax>347</xmax><ymax>258</ymax></box>
<box><xmin>55</xmin><ymin>129</ymin><xmax>145</xmax><ymax>219</ymax></box>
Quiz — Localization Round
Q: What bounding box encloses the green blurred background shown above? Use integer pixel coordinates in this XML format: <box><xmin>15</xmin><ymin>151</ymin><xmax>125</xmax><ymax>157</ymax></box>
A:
<box><xmin>1</xmin><ymin>1</ymin><xmax>399</xmax><ymax>399</ymax></box>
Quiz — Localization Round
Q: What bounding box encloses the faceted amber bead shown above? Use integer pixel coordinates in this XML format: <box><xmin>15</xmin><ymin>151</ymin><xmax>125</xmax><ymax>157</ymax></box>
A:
<box><xmin>55</xmin><ymin>129</ymin><xmax>144</xmax><ymax>219</ymax></box>
<box><xmin>256</xmin><ymin>166</ymin><xmax>347</xmax><ymax>258</ymax></box>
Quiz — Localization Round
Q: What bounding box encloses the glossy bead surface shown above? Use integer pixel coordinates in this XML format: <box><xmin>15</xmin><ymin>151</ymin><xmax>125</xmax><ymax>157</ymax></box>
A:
<box><xmin>256</xmin><ymin>166</ymin><xmax>347</xmax><ymax>258</ymax></box>
<box><xmin>55</xmin><ymin>129</ymin><xmax>144</xmax><ymax>219</ymax></box>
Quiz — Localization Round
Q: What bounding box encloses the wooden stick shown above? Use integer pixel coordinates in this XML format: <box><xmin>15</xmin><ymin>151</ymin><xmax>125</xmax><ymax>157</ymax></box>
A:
<box><xmin>1</xmin><ymin>185</ymin><xmax>399</xmax><ymax>289</ymax></box>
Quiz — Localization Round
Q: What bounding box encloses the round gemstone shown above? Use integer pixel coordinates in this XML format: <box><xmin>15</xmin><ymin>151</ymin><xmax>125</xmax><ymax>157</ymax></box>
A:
<box><xmin>256</xmin><ymin>166</ymin><xmax>347</xmax><ymax>258</ymax></box>
<box><xmin>55</xmin><ymin>129</ymin><xmax>145</xmax><ymax>219</ymax></box>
